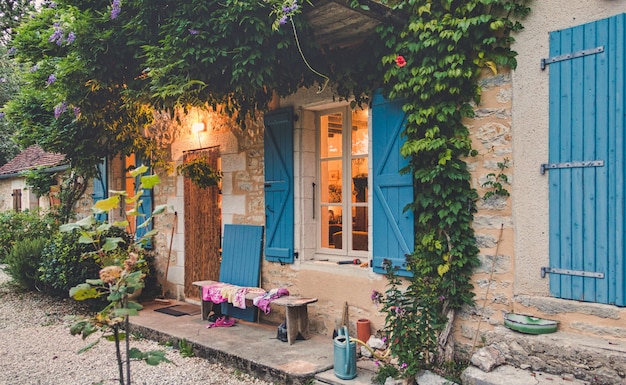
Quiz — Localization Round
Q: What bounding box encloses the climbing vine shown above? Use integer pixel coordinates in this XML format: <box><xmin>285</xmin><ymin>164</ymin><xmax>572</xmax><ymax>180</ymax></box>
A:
<box><xmin>375</xmin><ymin>0</ymin><xmax>530</xmax><ymax>380</ymax></box>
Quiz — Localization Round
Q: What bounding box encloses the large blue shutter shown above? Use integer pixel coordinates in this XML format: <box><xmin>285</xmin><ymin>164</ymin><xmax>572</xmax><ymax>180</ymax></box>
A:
<box><xmin>263</xmin><ymin>109</ymin><xmax>294</xmax><ymax>263</ymax></box>
<box><xmin>548</xmin><ymin>14</ymin><xmax>625</xmax><ymax>305</ymax></box>
<box><xmin>372</xmin><ymin>92</ymin><xmax>414</xmax><ymax>276</ymax></box>
<box><xmin>219</xmin><ymin>224</ymin><xmax>264</xmax><ymax>322</ymax></box>
<box><xmin>135</xmin><ymin>155</ymin><xmax>153</xmax><ymax>248</ymax></box>
<box><xmin>93</xmin><ymin>158</ymin><xmax>108</xmax><ymax>222</ymax></box>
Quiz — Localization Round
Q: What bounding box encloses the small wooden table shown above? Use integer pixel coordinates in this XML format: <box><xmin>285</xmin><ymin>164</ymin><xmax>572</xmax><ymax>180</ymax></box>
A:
<box><xmin>271</xmin><ymin>296</ymin><xmax>318</xmax><ymax>345</ymax></box>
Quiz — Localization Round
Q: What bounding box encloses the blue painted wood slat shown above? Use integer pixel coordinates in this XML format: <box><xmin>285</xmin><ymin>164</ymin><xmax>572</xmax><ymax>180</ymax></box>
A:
<box><xmin>93</xmin><ymin>158</ymin><xmax>108</xmax><ymax>223</ymax></box>
<box><xmin>263</xmin><ymin>109</ymin><xmax>295</xmax><ymax>263</ymax></box>
<box><xmin>135</xmin><ymin>155</ymin><xmax>153</xmax><ymax>248</ymax></box>
<box><xmin>371</xmin><ymin>92</ymin><xmax>414</xmax><ymax>276</ymax></box>
<box><xmin>548</xmin><ymin>14</ymin><xmax>626</xmax><ymax>305</ymax></box>
<box><xmin>219</xmin><ymin>224</ymin><xmax>264</xmax><ymax>321</ymax></box>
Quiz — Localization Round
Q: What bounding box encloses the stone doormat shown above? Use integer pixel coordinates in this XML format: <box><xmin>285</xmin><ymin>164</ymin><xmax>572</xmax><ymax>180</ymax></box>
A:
<box><xmin>154</xmin><ymin>304</ymin><xmax>201</xmax><ymax>317</ymax></box>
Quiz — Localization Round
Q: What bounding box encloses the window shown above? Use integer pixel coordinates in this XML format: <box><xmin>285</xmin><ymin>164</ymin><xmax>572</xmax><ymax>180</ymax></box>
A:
<box><xmin>12</xmin><ymin>189</ymin><xmax>22</xmax><ymax>212</ymax></box>
<box><xmin>318</xmin><ymin>107</ymin><xmax>369</xmax><ymax>254</ymax></box>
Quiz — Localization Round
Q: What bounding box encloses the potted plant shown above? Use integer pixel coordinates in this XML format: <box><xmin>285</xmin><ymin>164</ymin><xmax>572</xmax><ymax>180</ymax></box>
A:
<box><xmin>176</xmin><ymin>156</ymin><xmax>222</xmax><ymax>189</ymax></box>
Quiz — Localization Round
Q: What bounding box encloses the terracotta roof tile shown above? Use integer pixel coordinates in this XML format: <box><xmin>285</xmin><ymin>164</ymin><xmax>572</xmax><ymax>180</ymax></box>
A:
<box><xmin>0</xmin><ymin>145</ymin><xmax>66</xmax><ymax>176</ymax></box>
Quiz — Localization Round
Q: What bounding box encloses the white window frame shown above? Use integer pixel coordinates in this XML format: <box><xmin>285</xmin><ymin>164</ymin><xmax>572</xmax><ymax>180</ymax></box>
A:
<box><xmin>316</xmin><ymin>106</ymin><xmax>369</xmax><ymax>259</ymax></box>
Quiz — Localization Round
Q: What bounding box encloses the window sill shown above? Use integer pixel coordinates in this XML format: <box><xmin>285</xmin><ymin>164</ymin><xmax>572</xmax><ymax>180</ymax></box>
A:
<box><xmin>297</xmin><ymin>256</ymin><xmax>382</xmax><ymax>279</ymax></box>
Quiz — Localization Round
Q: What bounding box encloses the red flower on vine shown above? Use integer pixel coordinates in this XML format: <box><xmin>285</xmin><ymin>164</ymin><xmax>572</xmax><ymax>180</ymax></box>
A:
<box><xmin>395</xmin><ymin>55</ymin><xmax>406</xmax><ymax>67</ymax></box>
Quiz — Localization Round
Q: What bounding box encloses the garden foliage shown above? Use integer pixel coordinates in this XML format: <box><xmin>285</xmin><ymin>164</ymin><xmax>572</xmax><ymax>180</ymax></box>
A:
<box><xmin>4</xmin><ymin>236</ymin><xmax>48</xmax><ymax>290</ymax></box>
<box><xmin>0</xmin><ymin>210</ymin><xmax>56</xmax><ymax>262</ymax></box>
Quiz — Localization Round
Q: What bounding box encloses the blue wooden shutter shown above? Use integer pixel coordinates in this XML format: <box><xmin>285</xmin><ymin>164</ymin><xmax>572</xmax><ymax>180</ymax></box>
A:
<box><xmin>219</xmin><ymin>224</ymin><xmax>264</xmax><ymax>322</ymax></box>
<box><xmin>263</xmin><ymin>109</ymin><xmax>294</xmax><ymax>263</ymax></box>
<box><xmin>92</xmin><ymin>158</ymin><xmax>108</xmax><ymax>222</ymax></box>
<box><xmin>371</xmin><ymin>92</ymin><xmax>414</xmax><ymax>276</ymax></box>
<box><xmin>135</xmin><ymin>155</ymin><xmax>153</xmax><ymax>248</ymax></box>
<box><xmin>548</xmin><ymin>14</ymin><xmax>625</xmax><ymax>305</ymax></box>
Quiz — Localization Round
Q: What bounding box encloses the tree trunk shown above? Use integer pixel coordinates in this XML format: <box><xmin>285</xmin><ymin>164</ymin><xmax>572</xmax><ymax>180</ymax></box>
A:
<box><xmin>436</xmin><ymin>308</ymin><xmax>456</xmax><ymax>365</ymax></box>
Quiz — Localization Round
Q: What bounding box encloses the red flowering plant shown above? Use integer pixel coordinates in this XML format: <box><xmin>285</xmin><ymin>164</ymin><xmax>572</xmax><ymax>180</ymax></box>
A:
<box><xmin>395</xmin><ymin>55</ymin><xmax>407</xmax><ymax>67</ymax></box>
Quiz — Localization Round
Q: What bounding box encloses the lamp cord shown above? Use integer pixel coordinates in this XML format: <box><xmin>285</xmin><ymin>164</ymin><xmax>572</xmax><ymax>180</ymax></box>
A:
<box><xmin>290</xmin><ymin>17</ymin><xmax>329</xmax><ymax>94</ymax></box>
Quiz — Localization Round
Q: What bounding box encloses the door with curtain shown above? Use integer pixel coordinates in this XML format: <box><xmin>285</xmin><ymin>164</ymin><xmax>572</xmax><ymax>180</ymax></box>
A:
<box><xmin>183</xmin><ymin>147</ymin><xmax>222</xmax><ymax>299</ymax></box>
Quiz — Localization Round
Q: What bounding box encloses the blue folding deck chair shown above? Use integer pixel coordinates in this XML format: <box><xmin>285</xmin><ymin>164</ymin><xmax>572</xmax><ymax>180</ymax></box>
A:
<box><xmin>219</xmin><ymin>224</ymin><xmax>264</xmax><ymax>322</ymax></box>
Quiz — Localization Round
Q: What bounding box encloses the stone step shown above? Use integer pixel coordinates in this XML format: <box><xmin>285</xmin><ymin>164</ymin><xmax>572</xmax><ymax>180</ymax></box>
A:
<box><xmin>462</xmin><ymin>365</ymin><xmax>591</xmax><ymax>385</ymax></box>
<box><xmin>474</xmin><ymin>326</ymin><xmax>626</xmax><ymax>384</ymax></box>
<box><xmin>314</xmin><ymin>363</ymin><xmax>457</xmax><ymax>385</ymax></box>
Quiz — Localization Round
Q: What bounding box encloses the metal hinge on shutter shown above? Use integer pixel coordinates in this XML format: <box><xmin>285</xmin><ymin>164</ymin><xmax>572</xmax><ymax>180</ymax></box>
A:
<box><xmin>541</xmin><ymin>46</ymin><xmax>604</xmax><ymax>70</ymax></box>
<box><xmin>540</xmin><ymin>160</ymin><xmax>604</xmax><ymax>175</ymax></box>
<box><xmin>541</xmin><ymin>267</ymin><xmax>604</xmax><ymax>279</ymax></box>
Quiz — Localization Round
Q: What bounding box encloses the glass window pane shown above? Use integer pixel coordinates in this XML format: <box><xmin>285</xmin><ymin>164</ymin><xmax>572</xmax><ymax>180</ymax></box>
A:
<box><xmin>320</xmin><ymin>113</ymin><xmax>343</xmax><ymax>158</ymax></box>
<box><xmin>352</xmin><ymin>207</ymin><xmax>368</xmax><ymax>251</ymax></box>
<box><xmin>320</xmin><ymin>159</ymin><xmax>342</xmax><ymax>204</ymax></box>
<box><xmin>352</xmin><ymin>159</ymin><xmax>368</xmax><ymax>203</ymax></box>
<box><xmin>321</xmin><ymin>205</ymin><xmax>343</xmax><ymax>248</ymax></box>
<box><xmin>351</xmin><ymin>109</ymin><xmax>368</xmax><ymax>156</ymax></box>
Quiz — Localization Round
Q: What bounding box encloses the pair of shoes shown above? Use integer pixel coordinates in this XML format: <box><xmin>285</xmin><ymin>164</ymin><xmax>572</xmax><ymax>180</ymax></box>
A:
<box><xmin>206</xmin><ymin>316</ymin><xmax>236</xmax><ymax>328</ymax></box>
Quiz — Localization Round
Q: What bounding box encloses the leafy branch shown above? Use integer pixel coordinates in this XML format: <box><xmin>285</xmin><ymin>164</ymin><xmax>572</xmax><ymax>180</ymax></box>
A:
<box><xmin>482</xmin><ymin>158</ymin><xmax>510</xmax><ymax>200</ymax></box>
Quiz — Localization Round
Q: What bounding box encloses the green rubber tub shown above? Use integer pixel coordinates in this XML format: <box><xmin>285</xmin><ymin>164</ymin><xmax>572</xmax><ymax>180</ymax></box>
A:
<box><xmin>504</xmin><ymin>313</ymin><xmax>558</xmax><ymax>334</ymax></box>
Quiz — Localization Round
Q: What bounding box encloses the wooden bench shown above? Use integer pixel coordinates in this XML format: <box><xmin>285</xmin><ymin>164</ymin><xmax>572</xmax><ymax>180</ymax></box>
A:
<box><xmin>192</xmin><ymin>280</ymin><xmax>318</xmax><ymax>345</ymax></box>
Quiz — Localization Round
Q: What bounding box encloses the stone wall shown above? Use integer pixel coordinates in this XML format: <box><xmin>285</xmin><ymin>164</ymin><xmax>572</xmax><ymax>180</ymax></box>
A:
<box><xmin>453</xmin><ymin>68</ymin><xmax>516</xmax><ymax>347</ymax></box>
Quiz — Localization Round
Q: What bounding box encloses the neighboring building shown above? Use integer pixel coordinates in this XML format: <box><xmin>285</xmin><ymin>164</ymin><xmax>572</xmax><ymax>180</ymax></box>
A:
<box><xmin>0</xmin><ymin>145</ymin><xmax>67</xmax><ymax>212</ymax></box>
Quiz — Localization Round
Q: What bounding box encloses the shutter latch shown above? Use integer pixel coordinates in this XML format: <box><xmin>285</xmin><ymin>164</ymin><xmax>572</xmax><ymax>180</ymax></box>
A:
<box><xmin>541</xmin><ymin>267</ymin><xmax>604</xmax><ymax>279</ymax></box>
<box><xmin>540</xmin><ymin>160</ymin><xmax>604</xmax><ymax>175</ymax></box>
<box><xmin>541</xmin><ymin>46</ymin><xmax>604</xmax><ymax>70</ymax></box>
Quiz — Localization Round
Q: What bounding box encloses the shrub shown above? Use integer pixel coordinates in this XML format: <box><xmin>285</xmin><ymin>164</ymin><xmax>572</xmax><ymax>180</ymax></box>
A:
<box><xmin>0</xmin><ymin>210</ymin><xmax>56</xmax><ymax>262</ymax></box>
<box><xmin>4</xmin><ymin>237</ymin><xmax>48</xmax><ymax>290</ymax></box>
<box><xmin>38</xmin><ymin>225</ymin><xmax>154</xmax><ymax>298</ymax></box>
<box><xmin>39</xmin><ymin>229</ymin><xmax>100</xmax><ymax>296</ymax></box>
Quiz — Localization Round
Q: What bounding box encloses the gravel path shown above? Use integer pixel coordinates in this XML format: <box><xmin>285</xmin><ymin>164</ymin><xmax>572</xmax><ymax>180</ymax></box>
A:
<box><xmin>0</xmin><ymin>266</ymin><xmax>275</xmax><ymax>385</ymax></box>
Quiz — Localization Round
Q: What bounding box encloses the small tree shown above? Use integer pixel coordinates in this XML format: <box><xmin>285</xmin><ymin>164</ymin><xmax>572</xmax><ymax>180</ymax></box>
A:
<box><xmin>63</xmin><ymin>165</ymin><xmax>170</xmax><ymax>385</ymax></box>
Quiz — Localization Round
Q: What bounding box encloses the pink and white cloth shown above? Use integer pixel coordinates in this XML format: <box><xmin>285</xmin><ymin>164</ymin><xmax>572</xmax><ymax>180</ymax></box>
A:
<box><xmin>253</xmin><ymin>288</ymin><xmax>289</xmax><ymax>314</ymax></box>
<box><xmin>202</xmin><ymin>282</ymin><xmax>265</xmax><ymax>309</ymax></box>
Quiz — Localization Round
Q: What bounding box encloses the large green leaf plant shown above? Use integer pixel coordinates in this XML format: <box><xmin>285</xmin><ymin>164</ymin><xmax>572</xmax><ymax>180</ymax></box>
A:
<box><xmin>62</xmin><ymin>165</ymin><xmax>170</xmax><ymax>385</ymax></box>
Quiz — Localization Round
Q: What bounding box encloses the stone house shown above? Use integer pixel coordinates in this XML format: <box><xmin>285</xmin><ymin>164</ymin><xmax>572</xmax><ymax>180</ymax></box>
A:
<box><xmin>0</xmin><ymin>145</ymin><xmax>67</xmax><ymax>212</ymax></box>
<box><xmin>87</xmin><ymin>1</ymin><xmax>626</xmax><ymax>382</ymax></box>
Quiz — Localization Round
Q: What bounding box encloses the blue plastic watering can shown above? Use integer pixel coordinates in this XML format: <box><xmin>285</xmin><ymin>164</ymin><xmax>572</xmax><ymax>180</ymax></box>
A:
<box><xmin>333</xmin><ymin>326</ymin><xmax>357</xmax><ymax>380</ymax></box>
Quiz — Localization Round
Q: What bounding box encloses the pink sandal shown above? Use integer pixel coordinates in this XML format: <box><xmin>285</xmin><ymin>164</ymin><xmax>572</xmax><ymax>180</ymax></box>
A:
<box><xmin>206</xmin><ymin>316</ymin><xmax>236</xmax><ymax>328</ymax></box>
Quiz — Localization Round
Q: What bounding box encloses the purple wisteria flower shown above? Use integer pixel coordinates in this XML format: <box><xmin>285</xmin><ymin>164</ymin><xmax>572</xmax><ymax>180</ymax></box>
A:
<box><xmin>66</xmin><ymin>31</ymin><xmax>76</xmax><ymax>45</ymax></box>
<box><xmin>276</xmin><ymin>1</ymin><xmax>298</xmax><ymax>28</ymax></box>
<box><xmin>110</xmin><ymin>0</ymin><xmax>121</xmax><ymax>20</ymax></box>
<box><xmin>29</xmin><ymin>64</ymin><xmax>39</xmax><ymax>72</ymax></box>
<box><xmin>54</xmin><ymin>101</ymin><xmax>67</xmax><ymax>119</ymax></box>
<box><xmin>49</xmin><ymin>22</ymin><xmax>63</xmax><ymax>45</ymax></box>
<box><xmin>0</xmin><ymin>113</ymin><xmax>5</xmax><ymax>118</ymax></box>
<box><xmin>188</xmin><ymin>29</ymin><xmax>199</xmax><ymax>35</ymax></box>
<box><xmin>7</xmin><ymin>47</ymin><xmax>16</xmax><ymax>55</ymax></box>
<box><xmin>46</xmin><ymin>74</ymin><xmax>57</xmax><ymax>86</ymax></box>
